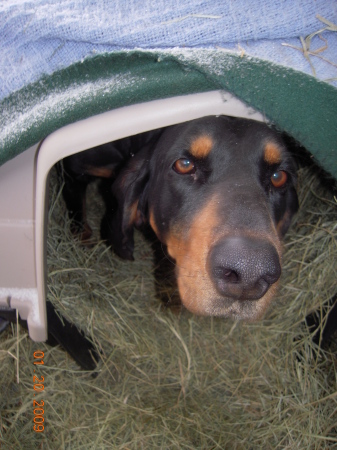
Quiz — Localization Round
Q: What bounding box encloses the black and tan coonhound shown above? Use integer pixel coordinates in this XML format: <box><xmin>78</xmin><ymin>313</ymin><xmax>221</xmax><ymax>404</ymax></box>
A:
<box><xmin>62</xmin><ymin>115</ymin><xmax>299</xmax><ymax>321</ymax></box>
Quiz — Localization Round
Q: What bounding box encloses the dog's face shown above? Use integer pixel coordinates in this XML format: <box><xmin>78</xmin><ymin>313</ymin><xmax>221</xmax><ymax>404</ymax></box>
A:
<box><xmin>111</xmin><ymin>116</ymin><xmax>298</xmax><ymax>320</ymax></box>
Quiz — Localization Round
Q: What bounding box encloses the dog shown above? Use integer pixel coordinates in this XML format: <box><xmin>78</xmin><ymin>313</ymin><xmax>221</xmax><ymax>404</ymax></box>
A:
<box><xmin>61</xmin><ymin>115</ymin><xmax>299</xmax><ymax>321</ymax></box>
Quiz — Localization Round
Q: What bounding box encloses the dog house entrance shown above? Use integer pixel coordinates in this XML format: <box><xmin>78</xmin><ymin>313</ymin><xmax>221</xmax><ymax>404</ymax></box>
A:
<box><xmin>0</xmin><ymin>90</ymin><xmax>264</xmax><ymax>342</ymax></box>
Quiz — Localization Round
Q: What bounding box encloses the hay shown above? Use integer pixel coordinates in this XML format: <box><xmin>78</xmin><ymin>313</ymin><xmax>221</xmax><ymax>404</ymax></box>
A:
<box><xmin>0</xmin><ymin>161</ymin><xmax>336</xmax><ymax>449</ymax></box>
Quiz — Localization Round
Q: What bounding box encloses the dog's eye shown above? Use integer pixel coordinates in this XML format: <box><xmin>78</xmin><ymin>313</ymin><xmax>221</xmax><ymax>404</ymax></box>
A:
<box><xmin>173</xmin><ymin>158</ymin><xmax>196</xmax><ymax>175</ymax></box>
<box><xmin>271</xmin><ymin>170</ymin><xmax>288</xmax><ymax>188</ymax></box>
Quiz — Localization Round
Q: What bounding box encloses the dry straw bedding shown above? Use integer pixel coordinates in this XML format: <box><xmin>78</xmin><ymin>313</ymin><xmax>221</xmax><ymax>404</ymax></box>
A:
<box><xmin>0</xmin><ymin>161</ymin><xmax>336</xmax><ymax>449</ymax></box>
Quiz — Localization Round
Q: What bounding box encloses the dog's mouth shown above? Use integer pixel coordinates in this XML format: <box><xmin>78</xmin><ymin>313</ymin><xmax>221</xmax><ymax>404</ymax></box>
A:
<box><xmin>175</xmin><ymin>269</ymin><xmax>280</xmax><ymax>320</ymax></box>
<box><xmin>197</xmin><ymin>283</ymin><xmax>280</xmax><ymax>320</ymax></box>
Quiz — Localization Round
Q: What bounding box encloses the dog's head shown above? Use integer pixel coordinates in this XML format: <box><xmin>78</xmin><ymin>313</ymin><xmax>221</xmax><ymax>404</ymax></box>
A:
<box><xmin>109</xmin><ymin>116</ymin><xmax>298</xmax><ymax>320</ymax></box>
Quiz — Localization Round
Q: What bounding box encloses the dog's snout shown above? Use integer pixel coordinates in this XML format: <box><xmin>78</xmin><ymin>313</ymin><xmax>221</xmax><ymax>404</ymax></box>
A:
<box><xmin>209</xmin><ymin>237</ymin><xmax>281</xmax><ymax>301</ymax></box>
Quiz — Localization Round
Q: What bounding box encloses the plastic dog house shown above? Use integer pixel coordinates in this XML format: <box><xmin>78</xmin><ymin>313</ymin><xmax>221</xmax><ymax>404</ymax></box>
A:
<box><xmin>0</xmin><ymin>91</ymin><xmax>266</xmax><ymax>341</ymax></box>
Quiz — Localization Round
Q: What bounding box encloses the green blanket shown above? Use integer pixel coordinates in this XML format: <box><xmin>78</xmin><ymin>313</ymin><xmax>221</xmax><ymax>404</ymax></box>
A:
<box><xmin>1</xmin><ymin>50</ymin><xmax>336</xmax><ymax>178</ymax></box>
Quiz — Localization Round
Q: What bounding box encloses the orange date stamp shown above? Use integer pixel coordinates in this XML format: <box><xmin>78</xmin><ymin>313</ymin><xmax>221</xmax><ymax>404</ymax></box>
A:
<box><xmin>33</xmin><ymin>350</ymin><xmax>45</xmax><ymax>433</ymax></box>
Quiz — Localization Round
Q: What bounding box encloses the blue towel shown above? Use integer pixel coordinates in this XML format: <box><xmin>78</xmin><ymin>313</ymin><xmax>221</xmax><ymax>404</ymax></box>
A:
<box><xmin>1</xmin><ymin>0</ymin><xmax>336</xmax><ymax>102</ymax></box>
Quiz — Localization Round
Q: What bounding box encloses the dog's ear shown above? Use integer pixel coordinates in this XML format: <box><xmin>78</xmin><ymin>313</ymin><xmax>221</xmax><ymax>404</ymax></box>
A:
<box><xmin>101</xmin><ymin>148</ymin><xmax>151</xmax><ymax>260</ymax></box>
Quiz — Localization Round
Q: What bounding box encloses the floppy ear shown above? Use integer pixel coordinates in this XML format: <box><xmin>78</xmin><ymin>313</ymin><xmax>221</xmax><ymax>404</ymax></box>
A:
<box><xmin>101</xmin><ymin>148</ymin><xmax>151</xmax><ymax>260</ymax></box>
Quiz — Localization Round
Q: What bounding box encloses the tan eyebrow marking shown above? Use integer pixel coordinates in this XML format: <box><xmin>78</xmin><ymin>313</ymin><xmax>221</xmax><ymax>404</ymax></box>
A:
<box><xmin>264</xmin><ymin>142</ymin><xmax>282</xmax><ymax>165</ymax></box>
<box><xmin>190</xmin><ymin>135</ymin><xmax>213</xmax><ymax>158</ymax></box>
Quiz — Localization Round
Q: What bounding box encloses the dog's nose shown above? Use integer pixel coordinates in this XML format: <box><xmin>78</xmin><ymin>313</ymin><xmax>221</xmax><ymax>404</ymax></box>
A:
<box><xmin>209</xmin><ymin>237</ymin><xmax>281</xmax><ymax>300</ymax></box>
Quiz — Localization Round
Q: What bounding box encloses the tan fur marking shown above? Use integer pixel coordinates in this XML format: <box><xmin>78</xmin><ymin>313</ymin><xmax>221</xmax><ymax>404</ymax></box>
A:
<box><xmin>264</xmin><ymin>142</ymin><xmax>282</xmax><ymax>165</ymax></box>
<box><xmin>149</xmin><ymin>210</ymin><xmax>160</xmax><ymax>238</ymax></box>
<box><xmin>86</xmin><ymin>166</ymin><xmax>114</xmax><ymax>178</ymax></box>
<box><xmin>190</xmin><ymin>135</ymin><xmax>213</xmax><ymax>158</ymax></box>
<box><xmin>128</xmin><ymin>200</ymin><xmax>139</xmax><ymax>226</ymax></box>
<box><xmin>165</xmin><ymin>198</ymin><xmax>221</xmax><ymax>315</ymax></box>
<box><xmin>276</xmin><ymin>209</ymin><xmax>291</xmax><ymax>237</ymax></box>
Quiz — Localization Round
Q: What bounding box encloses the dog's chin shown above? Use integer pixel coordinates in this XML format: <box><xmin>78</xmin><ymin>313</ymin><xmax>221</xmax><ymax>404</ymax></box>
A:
<box><xmin>202</xmin><ymin>297</ymin><xmax>268</xmax><ymax>321</ymax></box>
<box><xmin>179</xmin><ymin>284</ymin><xmax>278</xmax><ymax>321</ymax></box>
